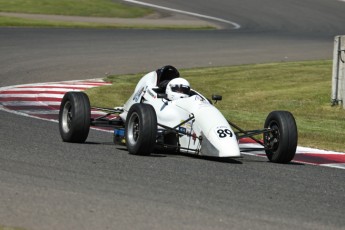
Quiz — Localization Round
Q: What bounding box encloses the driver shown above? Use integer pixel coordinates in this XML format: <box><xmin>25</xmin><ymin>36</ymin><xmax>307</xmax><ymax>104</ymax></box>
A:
<box><xmin>166</xmin><ymin>78</ymin><xmax>191</xmax><ymax>101</ymax></box>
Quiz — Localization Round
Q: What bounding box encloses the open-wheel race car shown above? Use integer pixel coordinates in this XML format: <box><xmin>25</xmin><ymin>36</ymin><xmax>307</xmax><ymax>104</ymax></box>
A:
<box><xmin>59</xmin><ymin>65</ymin><xmax>298</xmax><ymax>163</ymax></box>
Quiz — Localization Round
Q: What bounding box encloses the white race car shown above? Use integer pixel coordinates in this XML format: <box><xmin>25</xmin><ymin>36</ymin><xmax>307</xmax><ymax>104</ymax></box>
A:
<box><xmin>59</xmin><ymin>65</ymin><xmax>298</xmax><ymax>163</ymax></box>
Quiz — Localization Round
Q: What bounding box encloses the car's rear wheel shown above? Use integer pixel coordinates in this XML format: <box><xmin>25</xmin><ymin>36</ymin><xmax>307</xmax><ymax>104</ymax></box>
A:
<box><xmin>264</xmin><ymin>111</ymin><xmax>298</xmax><ymax>163</ymax></box>
<box><xmin>59</xmin><ymin>92</ymin><xmax>91</xmax><ymax>143</ymax></box>
<box><xmin>125</xmin><ymin>103</ymin><xmax>157</xmax><ymax>155</ymax></box>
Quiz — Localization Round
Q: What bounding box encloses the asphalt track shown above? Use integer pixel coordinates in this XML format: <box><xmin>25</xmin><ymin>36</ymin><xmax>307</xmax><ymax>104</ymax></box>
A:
<box><xmin>1</xmin><ymin>0</ymin><xmax>345</xmax><ymax>229</ymax></box>
<box><xmin>0</xmin><ymin>28</ymin><xmax>333</xmax><ymax>87</ymax></box>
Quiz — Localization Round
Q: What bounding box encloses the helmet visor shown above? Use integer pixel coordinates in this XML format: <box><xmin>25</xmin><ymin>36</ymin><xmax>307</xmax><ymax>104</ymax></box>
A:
<box><xmin>171</xmin><ymin>84</ymin><xmax>190</xmax><ymax>95</ymax></box>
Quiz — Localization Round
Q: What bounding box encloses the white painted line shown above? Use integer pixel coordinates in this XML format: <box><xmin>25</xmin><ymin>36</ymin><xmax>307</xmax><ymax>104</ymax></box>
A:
<box><xmin>17</xmin><ymin>84</ymin><xmax>102</xmax><ymax>88</ymax></box>
<box><xmin>2</xmin><ymin>87</ymin><xmax>83</xmax><ymax>92</ymax></box>
<box><xmin>17</xmin><ymin>109</ymin><xmax>110</xmax><ymax>115</ymax></box>
<box><xmin>123</xmin><ymin>0</ymin><xmax>241</xmax><ymax>29</ymax></box>
<box><xmin>322</xmin><ymin>163</ymin><xmax>345</xmax><ymax>169</ymax></box>
<box><xmin>2</xmin><ymin>101</ymin><xmax>61</xmax><ymax>106</ymax></box>
<box><xmin>0</xmin><ymin>78</ymin><xmax>109</xmax><ymax>91</ymax></box>
<box><xmin>296</xmin><ymin>146</ymin><xmax>344</xmax><ymax>155</ymax></box>
<box><xmin>0</xmin><ymin>94</ymin><xmax>64</xmax><ymax>98</ymax></box>
<box><xmin>240</xmin><ymin>142</ymin><xmax>345</xmax><ymax>155</ymax></box>
<box><xmin>19</xmin><ymin>109</ymin><xmax>59</xmax><ymax>115</ymax></box>
<box><xmin>0</xmin><ymin>104</ymin><xmax>57</xmax><ymax>120</ymax></box>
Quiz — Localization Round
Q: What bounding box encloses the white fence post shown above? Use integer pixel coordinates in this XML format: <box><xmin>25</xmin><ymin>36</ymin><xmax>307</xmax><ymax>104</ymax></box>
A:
<box><xmin>332</xmin><ymin>35</ymin><xmax>345</xmax><ymax>108</ymax></box>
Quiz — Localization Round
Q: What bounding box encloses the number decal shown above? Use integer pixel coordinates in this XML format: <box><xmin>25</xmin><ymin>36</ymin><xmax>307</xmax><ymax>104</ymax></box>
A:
<box><xmin>217</xmin><ymin>128</ymin><xmax>233</xmax><ymax>138</ymax></box>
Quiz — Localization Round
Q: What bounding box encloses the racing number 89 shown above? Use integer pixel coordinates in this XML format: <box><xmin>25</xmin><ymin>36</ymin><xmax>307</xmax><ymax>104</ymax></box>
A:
<box><xmin>217</xmin><ymin>129</ymin><xmax>233</xmax><ymax>138</ymax></box>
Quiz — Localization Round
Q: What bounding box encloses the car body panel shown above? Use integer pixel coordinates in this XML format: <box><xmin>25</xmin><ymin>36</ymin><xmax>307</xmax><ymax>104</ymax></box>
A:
<box><xmin>120</xmin><ymin>71</ymin><xmax>241</xmax><ymax>158</ymax></box>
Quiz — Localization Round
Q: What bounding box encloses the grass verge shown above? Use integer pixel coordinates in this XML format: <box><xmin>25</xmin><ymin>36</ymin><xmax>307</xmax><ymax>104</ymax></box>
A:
<box><xmin>86</xmin><ymin>60</ymin><xmax>345</xmax><ymax>152</ymax></box>
<box><xmin>0</xmin><ymin>0</ymin><xmax>214</xmax><ymax>29</ymax></box>
<box><xmin>0</xmin><ymin>15</ymin><xmax>212</xmax><ymax>30</ymax></box>
<box><xmin>0</xmin><ymin>0</ymin><xmax>152</xmax><ymax>18</ymax></box>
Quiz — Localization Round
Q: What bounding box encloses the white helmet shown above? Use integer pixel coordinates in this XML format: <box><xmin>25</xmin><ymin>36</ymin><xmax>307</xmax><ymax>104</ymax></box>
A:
<box><xmin>166</xmin><ymin>78</ymin><xmax>190</xmax><ymax>101</ymax></box>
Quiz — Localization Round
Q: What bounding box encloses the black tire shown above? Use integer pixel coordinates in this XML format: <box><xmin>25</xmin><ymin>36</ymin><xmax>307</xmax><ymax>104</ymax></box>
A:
<box><xmin>264</xmin><ymin>111</ymin><xmax>298</xmax><ymax>163</ymax></box>
<box><xmin>125</xmin><ymin>103</ymin><xmax>157</xmax><ymax>155</ymax></box>
<box><xmin>59</xmin><ymin>92</ymin><xmax>91</xmax><ymax>143</ymax></box>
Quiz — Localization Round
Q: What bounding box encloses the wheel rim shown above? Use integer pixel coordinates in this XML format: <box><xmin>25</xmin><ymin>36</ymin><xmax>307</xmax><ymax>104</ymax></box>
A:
<box><xmin>62</xmin><ymin>101</ymin><xmax>72</xmax><ymax>133</ymax></box>
<box><xmin>265</xmin><ymin>121</ymin><xmax>280</xmax><ymax>151</ymax></box>
<box><xmin>127</xmin><ymin>112</ymin><xmax>140</xmax><ymax>146</ymax></box>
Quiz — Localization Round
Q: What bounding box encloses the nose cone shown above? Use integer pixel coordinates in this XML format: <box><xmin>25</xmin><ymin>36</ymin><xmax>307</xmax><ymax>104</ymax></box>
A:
<box><xmin>200</xmin><ymin>126</ymin><xmax>241</xmax><ymax>157</ymax></box>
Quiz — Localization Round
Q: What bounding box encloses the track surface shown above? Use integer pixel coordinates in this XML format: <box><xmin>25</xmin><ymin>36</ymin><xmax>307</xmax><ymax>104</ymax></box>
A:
<box><xmin>0</xmin><ymin>28</ymin><xmax>333</xmax><ymax>87</ymax></box>
<box><xmin>1</xmin><ymin>0</ymin><xmax>345</xmax><ymax>229</ymax></box>
<box><xmin>1</xmin><ymin>80</ymin><xmax>345</xmax><ymax>169</ymax></box>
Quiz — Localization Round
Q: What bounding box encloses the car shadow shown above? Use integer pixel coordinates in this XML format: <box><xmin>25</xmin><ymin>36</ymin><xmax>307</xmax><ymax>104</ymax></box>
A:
<box><xmin>84</xmin><ymin>141</ymin><xmax>115</xmax><ymax>145</ymax></box>
<box><xmin>151</xmin><ymin>150</ymin><xmax>243</xmax><ymax>164</ymax></box>
<box><xmin>111</xmin><ymin>147</ymin><xmax>243</xmax><ymax>163</ymax></box>
<box><xmin>83</xmin><ymin>143</ymin><xmax>301</xmax><ymax>165</ymax></box>
<box><xmin>181</xmin><ymin>153</ymin><xmax>243</xmax><ymax>164</ymax></box>
<box><xmin>241</xmin><ymin>155</ymin><xmax>305</xmax><ymax>166</ymax></box>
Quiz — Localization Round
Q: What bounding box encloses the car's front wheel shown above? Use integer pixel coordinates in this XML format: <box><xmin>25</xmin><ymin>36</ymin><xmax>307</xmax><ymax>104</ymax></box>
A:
<box><xmin>125</xmin><ymin>103</ymin><xmax>157</xmax><ymax>155</ymax></box>
<box><xmin>59</xmin><ymin>92</ymin><xmax>91</xmax><ymax>143</ymax></box>
<box><xmin>264</xmin><ymin>111</ymin><xmax>298</xmax><ymax>163</ymax></box>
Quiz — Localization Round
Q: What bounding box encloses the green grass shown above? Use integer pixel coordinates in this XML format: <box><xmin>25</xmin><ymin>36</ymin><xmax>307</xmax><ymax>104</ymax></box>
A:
<box><xmin>86</xmin><ymin>60</ymin><xmax>345</xmax><ymax>152</ymax></box>
<box><xmin>0</xmin><ymin>0</ymin><xmax>214</xmax><ymax>29</ymax></box>
<box><xmin>0</xmin><ymin>0</ymin><xmax>152</xmax><ymax>18</ymax></box>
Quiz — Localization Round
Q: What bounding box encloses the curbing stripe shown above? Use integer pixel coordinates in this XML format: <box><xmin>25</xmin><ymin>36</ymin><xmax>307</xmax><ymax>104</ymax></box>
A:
<box><xmin>1</xmin><ymin>79</ymin><xmax>345</xmax><ymax>169</ymax></box>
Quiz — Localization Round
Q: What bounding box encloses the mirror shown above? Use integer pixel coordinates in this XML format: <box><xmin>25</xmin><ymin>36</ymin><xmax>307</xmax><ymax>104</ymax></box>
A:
<box><xmin>212</xmin><ymin>94</ymin><xmax>222</xmax><ymax>101</ymax></box>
